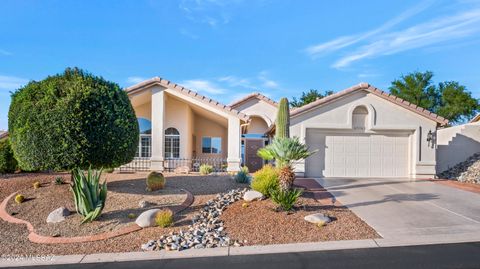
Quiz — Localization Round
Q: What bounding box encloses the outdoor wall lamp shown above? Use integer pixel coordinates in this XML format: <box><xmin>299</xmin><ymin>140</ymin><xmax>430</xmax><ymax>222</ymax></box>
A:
<box><xmin>427</xmin><ymin>130</ymin><xmax>435</xmax><ymax>148</ymax></box>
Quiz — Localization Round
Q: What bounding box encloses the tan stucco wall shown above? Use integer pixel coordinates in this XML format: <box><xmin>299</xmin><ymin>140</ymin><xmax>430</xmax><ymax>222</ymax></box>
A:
<box><xmin>235</xmin><ymin>99</ymin><xmax>277</xmax><ymax>127</ymax></box>
<box><xmin>164</xmin><ymin>96</ymin><xmax>194</xmax><ymax>159</ymax></box>
<box><xmin>246</xmin><ymin>116</ymin><xmax>269</xmax><ymax>134</ymax></box>
<box><xmin>193</xmin><ymin>113</ymin><xmax>228</xmax><ymax>159</ymax></box>
<box><xmin>290</xmin><ymin>91</ymin><xmax>438</xmax><ymax>178</ymax></box>
<box><xmin>134</xmin><ymin>101</ymin><xmax>152</xmax><ymax>120</ymax></box>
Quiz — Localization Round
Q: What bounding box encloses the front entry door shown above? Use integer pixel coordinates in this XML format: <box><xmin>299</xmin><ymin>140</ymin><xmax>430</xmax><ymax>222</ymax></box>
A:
<box><xmin>245</xmin><ymin>139</ymin><xmax>264</xmax><ymax>172</ymax></box>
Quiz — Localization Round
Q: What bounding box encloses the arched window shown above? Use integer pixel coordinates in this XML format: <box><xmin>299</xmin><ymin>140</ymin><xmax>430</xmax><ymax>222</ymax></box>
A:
<box><xmin>165</xmin><ymin>127</ymin><xmax>180</xmax><ymax>159</ymax></box>
<box><xmin>352</xmin><ymin>106</ymin><xmax>368</xmax><ymax>131</ymax></box>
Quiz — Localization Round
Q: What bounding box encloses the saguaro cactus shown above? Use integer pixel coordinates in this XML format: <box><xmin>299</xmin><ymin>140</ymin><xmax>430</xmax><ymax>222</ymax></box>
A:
<box><xmin>275</xmin><ymin>97</ymin><xmax>290</xmax><ymax>138</ymax></box>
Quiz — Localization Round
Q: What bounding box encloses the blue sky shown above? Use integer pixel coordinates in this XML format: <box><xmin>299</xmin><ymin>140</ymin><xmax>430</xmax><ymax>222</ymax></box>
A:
<box><xmin>1</xmin><ymin>0</ymin><xmax>480</xmax><ymax>130</ymax></box>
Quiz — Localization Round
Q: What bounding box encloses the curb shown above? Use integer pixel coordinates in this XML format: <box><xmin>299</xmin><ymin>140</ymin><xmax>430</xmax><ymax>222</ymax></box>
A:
<box><xmin>0</xmin><ymin>189</ymin><xmax>194</xmax><ymax>244</ymax></box>
<box><xmin>2</xmin><ymin>235</ymin><xmax>480</xmax><ymax>268</ymax></box>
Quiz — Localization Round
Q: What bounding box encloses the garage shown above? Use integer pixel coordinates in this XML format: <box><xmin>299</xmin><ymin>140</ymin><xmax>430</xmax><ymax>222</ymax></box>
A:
<box><xmin>305</xmin><ymin>129</ymin><xmax>410</xmax><ymax>178</ymax></box>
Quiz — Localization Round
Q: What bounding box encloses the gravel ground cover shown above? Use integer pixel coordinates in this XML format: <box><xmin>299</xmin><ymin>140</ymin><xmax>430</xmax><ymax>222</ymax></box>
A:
<box><xmin>6</xmin><ymin>178</ymin><xmax>186</xmax><ymax>237</ymax></box>
<box><xmin>0</xmin><ymin>172</ymin><xmax>244</xmax><ymax>255</ymax></box>
<box><xmin>221</xmin><ymin>195</ymin><xmax>380</xmax><ymax>245</ymax></box>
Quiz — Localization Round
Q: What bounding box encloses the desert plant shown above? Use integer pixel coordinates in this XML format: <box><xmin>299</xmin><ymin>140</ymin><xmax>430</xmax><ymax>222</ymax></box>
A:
<box><xmin>257</xmin><ymin>137</ymin><xmax>316</xmax><ymax>191</ymax></box>
<box><xmin>0</xmin><ymin>138</ymin><xmax>17</xmax><ymax>174</ymax></box>
<box><xmin>8</xmin><ymin>67</ymin><xmax>139</xmax><ymax>171</ymax></box>
<box><xmin>155</xmin><ymin>209</ymin><xmax>174</xmax><ymax>228</ymax></box>
<box><xmin>127</xmin><ymin>213</ymin><xmax>136</xmax><ymax>219</ymax></box>
<box><xmin>104</xmin><ymin>167</ymin><xmax>115</xmax><ymax>173</ymax></box>
<box><xmin>146</xmin><ymin>171</ymin><xmax>166</xmax><ymax>191</ymax></box>
<box><xmin>234</xmin><ymin>170</ymin><xmax>250</xmax><ymax>184</ymax></box>
<box><xmin>250</xmin><ymin>165</ymin><xmax>279</xmax><ymax>197</ymax></box>
<box><xmin>54</xmin><ymin>176</ymin><xmax>65</xmax><ymax>185</ymax></box>
<box><xmin>269</xmin><ymin>187</ymin><xmax>303</xmax><ymax>211</ymax></box>
<box><xmin>15</xmin><ymin>194</ymin><xmax>24</xmax><ymax>204</ymax></box>
<box><xmin>71</xmin><ymin>167</ymin><xmax>107</xmax><ymax>223</ymax></box>
<box><xmin>275</xmin><ymin>97</ymin><xmax>290</xmax><ymax>138</ymax></box>
<box><xmin>199</xmin><ymin>164</ymin><xmax>214</xmax><ymax>175</ymax></box>
<box><xmin>32</xmin><ymin>181</ymin><xmax>41</xmax><ymax>189</ymax></box>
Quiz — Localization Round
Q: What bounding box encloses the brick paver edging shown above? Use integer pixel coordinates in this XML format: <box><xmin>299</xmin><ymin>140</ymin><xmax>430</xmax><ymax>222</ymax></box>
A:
<box><xmin>0</xmin><ymin>188</ymin><xmax>194</xmax><ymax>244</ymax></box>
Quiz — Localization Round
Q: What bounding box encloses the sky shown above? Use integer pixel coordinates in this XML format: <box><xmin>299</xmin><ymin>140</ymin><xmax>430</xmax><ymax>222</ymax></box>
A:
<box><xmin>1</xmin><ymin>0</ymin><xmax>480</xmax><ymax>130</ymax></box>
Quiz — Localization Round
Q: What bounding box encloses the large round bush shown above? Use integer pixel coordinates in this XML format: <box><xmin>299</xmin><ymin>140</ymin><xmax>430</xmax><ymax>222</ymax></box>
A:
<box><xmin>8</xmin><ymin>68</ymin><xmax>139</xmax><ymax>171</ymax></box>
<box><xmin>0</xmin><ymin>138</ymin><xmax>17</xmax><ymax>173</ymax></box>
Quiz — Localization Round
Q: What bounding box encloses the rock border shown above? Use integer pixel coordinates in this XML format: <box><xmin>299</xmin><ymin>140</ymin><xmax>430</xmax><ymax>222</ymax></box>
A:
<box><xmin>0</xmin><ymin>188</ymin><xmax>194</xmax><ymax>244</ymax></box>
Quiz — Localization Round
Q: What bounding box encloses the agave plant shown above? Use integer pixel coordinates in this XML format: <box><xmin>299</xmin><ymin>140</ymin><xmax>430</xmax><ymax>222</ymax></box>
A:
<box><xmin>258</xmin><ymin>137</ymin><xmax>316</xmax><ymax>191</ymax></box>
<box><xmin>71</xmin><ymin>167</ymin><xmax>107</xmax><ymax>223</ymax></box>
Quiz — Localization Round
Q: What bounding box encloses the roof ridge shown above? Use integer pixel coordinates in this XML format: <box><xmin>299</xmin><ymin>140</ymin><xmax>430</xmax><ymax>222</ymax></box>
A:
<box><xmin>291</xmin><ymin>82</ymin><xmax>448</xmax><ymax>125</ymax></box>
<box><xmin>229</xmin><ymin>92</ymin><xmax>278</xmax><ymax>108</ymax></box>
<box><xmin>125</xmin><ymin>77</ymin><xmax>250</xmax><ymax>121</ymax></box>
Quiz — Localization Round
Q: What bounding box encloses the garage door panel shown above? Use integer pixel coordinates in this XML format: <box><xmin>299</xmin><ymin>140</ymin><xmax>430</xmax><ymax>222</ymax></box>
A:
<box><xmin>306</xmin><ymin>130</ymin><xmax>409</xmax><ymax>178</ymax></box>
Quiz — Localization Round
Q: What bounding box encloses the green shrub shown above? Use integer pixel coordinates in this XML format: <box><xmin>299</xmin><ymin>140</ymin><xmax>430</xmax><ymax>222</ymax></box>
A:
<box><xmin>71</xmin><ymin>167</ymin><xmax>107</xmax><ymax>223</ymax></box>
<box><xmin>0</xmin><ymin>138</ymin><xmax>17</xmax><ymax>174</ymax></box>
<box><xmin>199</xmin><ymin>164</ymin><xmax>213</xmax><ymax>175</ymax></box>
<box><xmin>104</xmin><ymin>167</ymin><xmax>115</xmax><ymax>173</ymax></box>
<box><xmin>250</xmin><ymin>165</ymin><xmax>279</xmax><ymax>197</ymax></box>
<box><xmin>155</xmin><ymin>209</ymin><xmax>174</xmax><ymax>227</ymax></box>
<box><xmin>146</xmin><ymin>171</ymin><xmax>166</xmax><ymax>191</ymax></box>
<box><xmin>54</xmin><ymin>176</ymin><xmax>65</xmax><ymax>185</ymax></box>
<box><xmin>269</xmin><ymin>187</ymin><xmax>303</xmax><ymax>211</ymax></box>
<box><xmin>234</xmin><ymin>168</ymin><xmax>250</xmax><ymax>184</ymax></box>
<box><xmin>8</xmin><ymin>67</ymin><xmax>139</xmax><ymax>171</ymax></box>
<box><xmin>15</xmin><ymin>194</ymin><xmax>24</xmax><ymax>204</ymax></box>
<box><xmin>127</xmin><ymin>213</ymin><xmax>137</xmax><ymax>219</ymax></box>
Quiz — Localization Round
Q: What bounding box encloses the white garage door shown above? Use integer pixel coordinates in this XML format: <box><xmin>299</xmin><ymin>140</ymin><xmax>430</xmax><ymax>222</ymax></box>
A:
<box><xmin>306</xmin><ymin>130</ymin><xmax>409</xmax><ymax>178</ymax></box>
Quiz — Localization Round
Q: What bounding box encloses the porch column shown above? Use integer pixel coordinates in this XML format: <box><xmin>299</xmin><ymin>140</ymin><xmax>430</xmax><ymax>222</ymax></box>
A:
<box><xmin>151</xmin><ymin>88</ymin><xmax>165</xmax><ymax>171</ymax></box>
<box><xmin>227</xmin><ymin>116</ymin><xmax>241</xmax><ymax>172</ymax></box>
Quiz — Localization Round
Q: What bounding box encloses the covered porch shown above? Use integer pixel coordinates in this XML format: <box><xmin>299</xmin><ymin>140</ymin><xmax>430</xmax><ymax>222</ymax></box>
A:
<box><xmin>124</xmin><ymin>79</ymin><xmax>249</xmax><ymax>173</ymax></box>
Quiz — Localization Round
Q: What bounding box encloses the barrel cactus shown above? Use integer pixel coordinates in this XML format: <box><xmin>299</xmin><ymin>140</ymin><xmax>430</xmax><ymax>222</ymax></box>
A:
<box><xmin>146</xmin><ymin>171</ymin><xmax>166</xmax><ymax>191</ymax></box>
<box><xmin>275</xmin><ymin>97</ymin><xmax>290</xmax><ymax>138</ymax></box>
<box><xmin>15</xmin><ymin>194</ymin><xmax>25</xmax><ymax>204</ymax></box>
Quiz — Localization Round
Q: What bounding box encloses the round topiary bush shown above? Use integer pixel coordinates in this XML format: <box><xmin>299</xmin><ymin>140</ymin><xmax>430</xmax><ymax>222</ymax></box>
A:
<box><xmin>146</xmin><ymin>171</ymin><xmax>166</xmax><ymax>191</ymax></box>
<box><xmin>0</xmin><ymin>138</ymin><xmax>17</xmax><ymax>173</ymax></box>
<box><xmin>8</xmin><ymin>68</ymin><xmax>139</xmax><ymax>171</ymax></box>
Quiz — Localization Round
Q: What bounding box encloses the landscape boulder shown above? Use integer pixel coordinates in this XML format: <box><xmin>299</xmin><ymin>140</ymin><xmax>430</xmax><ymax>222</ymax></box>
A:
<box><xmin>135</xmin><ymin>209</ymin><xmax>161</xmax><ymax>228</ymax></box>
<box><xmin>46</xmin><ymin>207</ymin><xmax>70</xmax><ymax>223</ymax></box>
<box><xmin>304</xmin><ymin>213</ymin><xmax>331</xmax><ymax>225</ymax></box>
<box><xmin>243</xmin><ymin>190</ymin><xmax>264</xmax><ymax>202</ymax></box>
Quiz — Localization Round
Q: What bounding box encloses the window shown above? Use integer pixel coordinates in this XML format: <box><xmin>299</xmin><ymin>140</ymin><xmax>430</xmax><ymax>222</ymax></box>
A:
<box><xmin>138</xmin><ymin>118</ymin><xmax>152</xmax><ymax>134</ymax></box>
<box><xmin>202</xmin><ymin>137</ymin><xmax>222</xmax><ymax>154</ymax></box>
<box><xmin>165</xmin><ymin>127</ymin><xmax>180</xmax><ymax>158</ymax></box>
<box><xmin>135</xmin><ymin>134</ymin><xmax>151</xmax><ymax>158</ymax></box>
<box><xmin>352</xmin><ymin>106</ymin><xmax>368</xmax><ymax>131</ymax></box>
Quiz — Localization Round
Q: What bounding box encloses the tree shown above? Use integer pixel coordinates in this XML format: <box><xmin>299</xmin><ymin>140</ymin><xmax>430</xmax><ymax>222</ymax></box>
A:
<box><xmin>257</xmin><ymin>137</ymin><xmax>316</xmax><ymax>191</ymax></box>
<box><xmin>8</xmin><ymin>67</ymin><xmax>139</xmax><ymax>171</ymax></box>
<box><xmin>275</xmin><ymin>98</ymin><xmax>290</xmax><ymax>138</ymax></box>
<box><xmin>389</xmin><ymin>71</ymin><xmax>479</xmax><ymax>124</ymax></box>
<box><xmin>290</xmin><ymin>89</ymin><xmax>334</xmax><ymax>108</ymax></box>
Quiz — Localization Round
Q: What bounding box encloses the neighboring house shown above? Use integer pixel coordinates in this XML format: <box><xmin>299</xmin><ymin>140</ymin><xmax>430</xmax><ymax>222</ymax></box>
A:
<box><xmin>126</xmin><ymin>78</ymin><xmax>448</xmax><ymax>178</ymax></box>
<box><xmin>436</xmin><ymin>117</ymin><xmax>480</xmax><ymax>174</ymax></box>
<box><xmin>0</xmin><ymin>131</ymin><xmax>8</xmax><ymax>140</ymax></box>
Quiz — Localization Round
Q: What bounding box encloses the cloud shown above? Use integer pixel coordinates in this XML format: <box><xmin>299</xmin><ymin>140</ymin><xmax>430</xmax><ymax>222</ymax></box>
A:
<box><xmin>305</xmin><ymin>0</ymin><xmax>434</xmax><ymax>57</ymax></box>
<box><xmin>179</xmin><ymin>0</ymin><xmax>242</xmax><ymax>27</ymax></box>
<box><xmin>257</xmin><ymin>71</ymin><xmax>279</xmax><ymax>89</ymax></box>
<box><xmin>0</xmin><ymin>75</ymin><xmax>28</xmax><ymax>90</ymax></box>
<box><xmin>332</xmin><ymin>8</ymin><xmax>480</xmax><ymax>68</ymax></box>
<box><xmin>181</xmin><ymin>79</ymin><xmax>226</xmax><ymax>94</ymax></box>
<box><xmin>126</xmin><ymin>76</ymin><xmax>147</xmax><ymax>84</ymax></box>
<box><xmin>0</xmin><ymin>49</ymin><xmax>11</xmax><ymax>56</ymax></box>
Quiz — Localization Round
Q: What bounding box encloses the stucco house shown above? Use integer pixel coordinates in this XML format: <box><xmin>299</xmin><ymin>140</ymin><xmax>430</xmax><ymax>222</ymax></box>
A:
<box><xmin>125</xmin><ymin>77</ymin><xmax>448</xmax><ymax>179</ymax></box>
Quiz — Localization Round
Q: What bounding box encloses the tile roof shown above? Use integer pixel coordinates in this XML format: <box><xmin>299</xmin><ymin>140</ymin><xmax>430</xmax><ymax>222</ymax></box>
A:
<box><xmin>0</xmin><ymin>131</ymin><xmax>8</xmax><ymax>140</ymax></box>
<box><xmin>290</xmin><ymin>82</ymin><xmax>449</xmax><ymax>126</ymax></box>
<box><xmin>229</xmin><ymin>92</ymin><xmax>278</xmax><ymax>108</ymax></box>
<box><xmin>125</xmin><ymin>77</ymin><xmax>250</xmax><ymax>122</ymax></box>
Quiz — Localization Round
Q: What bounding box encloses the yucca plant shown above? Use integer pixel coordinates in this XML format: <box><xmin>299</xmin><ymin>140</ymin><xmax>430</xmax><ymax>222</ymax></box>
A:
<box><xmin>71</xmin><ymin>167</ymin><xmax>107</xmax><ymax>223</ymax></box>
<box><xmin>258</xmin><ymin>137</ymin><xmax>316</xmax><ymax>191</ymax></box>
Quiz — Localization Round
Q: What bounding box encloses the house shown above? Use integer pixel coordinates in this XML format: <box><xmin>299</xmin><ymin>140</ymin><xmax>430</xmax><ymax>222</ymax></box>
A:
<box><xmin>126</xmin><ymin>78</ymin><xmax>448</xmax><ymax>178</ymax></box>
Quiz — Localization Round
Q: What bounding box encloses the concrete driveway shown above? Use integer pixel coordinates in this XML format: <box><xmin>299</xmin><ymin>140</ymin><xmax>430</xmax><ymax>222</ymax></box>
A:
<box><xmin>315</xmin><ymin>178</ymin><xmax>480</xmax><ymax>241</ymax></box>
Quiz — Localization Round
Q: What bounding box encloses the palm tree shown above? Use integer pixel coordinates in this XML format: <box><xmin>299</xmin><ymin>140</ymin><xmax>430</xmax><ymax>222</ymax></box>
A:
<box><xmin>257</xmin><ymin>137</ymin><xmax>316</xmax><ymax>191</ymax></box>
